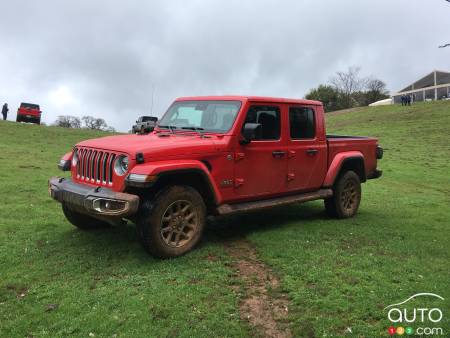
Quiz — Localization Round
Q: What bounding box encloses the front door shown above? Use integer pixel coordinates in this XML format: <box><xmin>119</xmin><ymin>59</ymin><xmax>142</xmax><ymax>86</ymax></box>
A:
<box><xmin>286</xmin><ymin>105</ymin><xmax>327</xmax><ymax>192</ymax></box>
<box><xmin>234</xmin><ymin>104</ymin><xmax>287</xmax><ymax>198</ymax></box>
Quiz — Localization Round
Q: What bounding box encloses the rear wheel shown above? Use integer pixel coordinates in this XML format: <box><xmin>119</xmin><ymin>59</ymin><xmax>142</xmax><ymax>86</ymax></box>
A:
<box><xmin>136</xmin><ymin>185</ymin><xmax>206</xmax><ymax>258</ymax></box>
<box><xmin>324</xmin><ymin>170</ymin><xmax>361</xmax><ymax>218</ymax></box>
<box><xmin>62</xmin><ymin>204</ymin><xmax>110</xmax><ymax>230</ymax></box>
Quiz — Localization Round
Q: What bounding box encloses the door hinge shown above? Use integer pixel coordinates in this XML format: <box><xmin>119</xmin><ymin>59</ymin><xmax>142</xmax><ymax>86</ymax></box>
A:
<box><xmin>234</xmin><ymin>178</ymin><xmax>245</xmax><ymax>187</ymax></box>
<box><xmin>235</xmin><ymin>152</ymin><xmax>245</xmax><ymax>161</ymax></box>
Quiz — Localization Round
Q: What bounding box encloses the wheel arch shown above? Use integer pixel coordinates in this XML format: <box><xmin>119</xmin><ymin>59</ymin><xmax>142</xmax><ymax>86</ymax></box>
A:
<box><xmin>153</xmin><ymin>169</ymin><xmax>218</xmax><ymax>213</ymax></box>
<box><xmin>338</xmin><ymin>157</ymin><xmax>366</xmax><ymax>183</ymax></box>
<box><xmin>127</xmin><ymin>161</ymin><xmax>221</xmax><ymax>214</ymax></box>
<box><xmin>323</xmin><ymin>152</ymin><xmax>366</xmax><ymax>187</ymax></box>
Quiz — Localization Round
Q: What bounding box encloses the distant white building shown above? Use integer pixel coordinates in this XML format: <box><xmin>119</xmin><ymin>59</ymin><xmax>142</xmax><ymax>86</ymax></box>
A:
<box><xmin>391</xmin><ymin>70</ymin><xmax>450</xmax><ymax>104</ymax></box>
<box><xmin>369</xmin><ymin>98</ymin><xmax>393</xmax><ymax>106</ymax></box>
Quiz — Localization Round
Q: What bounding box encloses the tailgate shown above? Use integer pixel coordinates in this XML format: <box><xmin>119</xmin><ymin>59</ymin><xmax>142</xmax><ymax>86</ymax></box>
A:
<box><xmin>18</xmin><ymin>108</ymin><xmax>41</xmax><ymax>117</ymax></box>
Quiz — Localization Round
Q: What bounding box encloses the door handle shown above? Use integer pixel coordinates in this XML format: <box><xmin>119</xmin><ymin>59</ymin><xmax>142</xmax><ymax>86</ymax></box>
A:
<box><xmin>306</xmin><ymin>149</ymin><xmax>318</xmax><ymax>155</ymax></box>
<box><xmin>272</xmin><ymin>150</ymin><xmax>286</xmax><ymax>158</ymax></box>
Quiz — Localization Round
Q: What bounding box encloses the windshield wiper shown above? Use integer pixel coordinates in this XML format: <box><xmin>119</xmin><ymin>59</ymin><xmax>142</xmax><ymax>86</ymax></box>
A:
<box><xmin>182</xmin><ymin>127</ymin><xmax>206</xmax><ymax>137</ymax></box>
<box><xmin>158</xmin><ymin>125</ymin><xmax>177</xmax><ymax>133</ymax></box>
<box><xmin>181</xmin><ymin>127</ymin><xmax>204</xmax><ymax>131</ymax></box>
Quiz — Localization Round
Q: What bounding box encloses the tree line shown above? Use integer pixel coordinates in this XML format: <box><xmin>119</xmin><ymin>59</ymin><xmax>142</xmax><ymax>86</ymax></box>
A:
<box><xmin>53</xmin><ymin>115</ymin><xmax>115</xmax><ymax>132</ymax></box>
<box><xmin>305</xmin><ymin>66</ymin><xmax>389</xmax><ymax>112</ymax></box>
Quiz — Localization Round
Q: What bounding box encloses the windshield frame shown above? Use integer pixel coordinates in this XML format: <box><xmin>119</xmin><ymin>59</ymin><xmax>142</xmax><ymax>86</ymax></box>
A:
<box><xmin>157</xmin><ymin>100</ymin><xmax>242</xmax><ymax>134</ymax></box>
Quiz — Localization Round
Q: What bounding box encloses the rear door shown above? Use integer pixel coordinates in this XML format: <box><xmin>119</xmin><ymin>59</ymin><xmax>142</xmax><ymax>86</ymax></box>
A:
<box><xmin>234</xmin><ymin>103</ymin><xmax>288</xmax><ymax>198</ymax></box>
<box><xmin>286</xmin><ymin>105</ymin><xmax>327</xmax><ymax>192</ymax></box>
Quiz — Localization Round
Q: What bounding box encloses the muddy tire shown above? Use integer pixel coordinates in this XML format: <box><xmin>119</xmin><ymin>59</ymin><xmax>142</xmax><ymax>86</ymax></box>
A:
<box><xmin>136</xmin><ymin>185</ymin><xmax>206</xmax><ymax>258</ymax></box>
<box><xmin>324</xmin><ymin>170</ymin><xmax>361</xmax><ymax>219</ymax></box>
<box><xmin>62</xmin><ymin>203</ymin><xmax>110</xmax><ymax>230</ymax></box>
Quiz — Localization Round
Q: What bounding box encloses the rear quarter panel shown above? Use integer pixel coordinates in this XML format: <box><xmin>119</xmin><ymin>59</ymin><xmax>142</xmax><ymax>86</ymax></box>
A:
<box><xmin>326</xmin><ymin>137</ymin><xmax>378</xmax><ymax>183</ymax></box>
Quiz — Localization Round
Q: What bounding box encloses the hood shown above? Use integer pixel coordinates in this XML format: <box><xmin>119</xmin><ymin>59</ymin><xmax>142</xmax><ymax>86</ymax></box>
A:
<box><xmin>76</xmin><ymin>133</ymin><xmax>222</xmax><ymax>159</ymax></box>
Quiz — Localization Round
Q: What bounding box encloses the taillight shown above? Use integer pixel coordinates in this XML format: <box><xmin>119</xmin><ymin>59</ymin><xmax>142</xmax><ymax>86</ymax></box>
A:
<box><xmin>376</xmin><ymin>146</ymin><xmax>383</xmax><ymax>159</ymax></box>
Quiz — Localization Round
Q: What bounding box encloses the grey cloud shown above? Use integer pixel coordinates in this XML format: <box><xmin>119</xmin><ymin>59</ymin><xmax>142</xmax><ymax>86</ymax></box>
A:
<box><xmin>0</xmin><ymin>0</ymin><xmax>449</xmax><ymax>130</ymax></box>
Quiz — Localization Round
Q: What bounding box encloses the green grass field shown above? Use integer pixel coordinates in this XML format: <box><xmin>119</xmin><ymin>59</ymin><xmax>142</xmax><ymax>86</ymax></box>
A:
<box><xmin>1</xmin><ymin>101</ymin><xmax>449</xmax><ymax>337</ymax></box>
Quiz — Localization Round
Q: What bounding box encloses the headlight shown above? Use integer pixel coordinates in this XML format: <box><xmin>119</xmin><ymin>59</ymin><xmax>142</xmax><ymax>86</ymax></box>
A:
<box><xmin>114</xmin><ymin>155</ymin><xmax>129</xmax><ymax>176</ymax></box>
<box><xmin>72</xmin><ymin>149</ymin><xmax>78</xmax><ymax>167</ymax></box>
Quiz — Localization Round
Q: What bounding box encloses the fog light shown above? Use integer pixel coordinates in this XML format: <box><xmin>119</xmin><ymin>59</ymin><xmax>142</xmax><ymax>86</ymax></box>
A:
<box><xmin>92</xmin><ymin>198</ymin><xmax>127</xmax><ymax>214</ymax></box>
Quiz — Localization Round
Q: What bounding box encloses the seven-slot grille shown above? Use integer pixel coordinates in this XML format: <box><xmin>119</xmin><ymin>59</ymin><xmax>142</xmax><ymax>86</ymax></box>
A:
<box><xmin>75</xmin><ymin>147</ymin><xmax>117</xmax><ymax>185</ymax></box>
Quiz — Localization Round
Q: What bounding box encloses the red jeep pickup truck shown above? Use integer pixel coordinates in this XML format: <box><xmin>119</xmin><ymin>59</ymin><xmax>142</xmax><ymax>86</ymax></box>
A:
<box><xmin>49</xmin><ymin>96</ymin><xmax>382</xmax><ymax>258</ymax></box>
<box><xmin>16</xmin><ymin>102</ymin><xmax>42</xmax><ymax>124</ymax></box>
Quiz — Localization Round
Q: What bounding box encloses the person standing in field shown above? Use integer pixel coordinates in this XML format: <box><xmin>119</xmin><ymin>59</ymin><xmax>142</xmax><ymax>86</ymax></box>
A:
<box><xmin>401</xmin><ymin>95</ymin><xmax>405</xmax><ymax>106</ymax></box>
<box><xmin>407</xmin><ymin>95</ymin><xmax>411</xmax><ymax>106</ymax></box>
<box><xmin>1</xmin><ymin>103</ymin><xmax>8</xmax><ymax>120</ymax></box>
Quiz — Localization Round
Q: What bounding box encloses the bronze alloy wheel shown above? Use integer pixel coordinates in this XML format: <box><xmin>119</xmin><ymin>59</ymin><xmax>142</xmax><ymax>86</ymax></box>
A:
<box><xmin>324</xmin><ymin>170</ymin><xmax>361</xmax><ymax>218</ymax></box>
<box><xmin>137</xmin><ymin>185</ymin><xmax>206</xmax><ymax>258</ymax></box>
<box><xmin>160</xmin><ymin>200</ymin><xmax>198</xmax><ymax>248</ymax></box>
<box><xmin>341</xmin><ymin>180</ymin><xmax>358</xmax><ymax>211</ymax></box>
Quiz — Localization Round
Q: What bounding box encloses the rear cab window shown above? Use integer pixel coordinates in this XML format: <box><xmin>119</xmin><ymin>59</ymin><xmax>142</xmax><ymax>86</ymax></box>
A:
<box><xmin>20</xmin><ymin>103</ymin><xmax>40</xmax><ymax>110</ymax></box>
<box><xmin>289</xmin><ymin>106</ymin><xmax>315</xmax><ymax>139</ymax></box>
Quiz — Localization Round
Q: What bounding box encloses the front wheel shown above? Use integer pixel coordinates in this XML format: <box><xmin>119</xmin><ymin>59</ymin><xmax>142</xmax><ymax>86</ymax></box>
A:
<box><xmin>136</xmin><ymin>185</ymin><xmax>206</xmax><ymax>258</ymax></box>
<box><xmin>324</xmin><ymin>170</ymin><xmax>361</xmax><ymax>218</ymax></box>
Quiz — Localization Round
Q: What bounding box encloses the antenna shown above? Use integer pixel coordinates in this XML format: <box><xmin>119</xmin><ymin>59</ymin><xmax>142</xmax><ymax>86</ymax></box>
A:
<box><xmin>150</xmin><ymin>84</ymin><xmax>156</xmax><ymax>115</ymax></box>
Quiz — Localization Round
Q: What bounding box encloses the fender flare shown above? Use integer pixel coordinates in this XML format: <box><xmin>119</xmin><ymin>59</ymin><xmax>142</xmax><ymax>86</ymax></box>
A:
<box><xmin>61</xmin><ymin>151</ymin><xmax>73</xmax><ymax>161</ymax></box>
<box><xmin>58</xmin><ymin>151</ymin><xmax>74</xmax><ymax>171</ymax></box>
<box><xmin>323</xmin><ymin>151</ymin><xmax>364</xmax><ymax>187</ymax></box>
<box><xmin>129</xmin><ymin>160</ymin><xmax>222</xmax><ymax>204</ymax></box>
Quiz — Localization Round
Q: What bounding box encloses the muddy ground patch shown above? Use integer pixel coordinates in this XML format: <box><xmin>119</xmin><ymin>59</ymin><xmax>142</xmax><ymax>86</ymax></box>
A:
<box><xmin>224</xmin><ymin>239</ymin><xmax>292</xmax><ymax>338</ymax></box>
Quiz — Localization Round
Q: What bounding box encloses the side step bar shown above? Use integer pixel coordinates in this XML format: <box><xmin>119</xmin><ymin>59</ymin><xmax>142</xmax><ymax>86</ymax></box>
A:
<box><xmin>216</xmin><ymin>189</ymin><xmax>333</xmax><ymax>215</ymax></box>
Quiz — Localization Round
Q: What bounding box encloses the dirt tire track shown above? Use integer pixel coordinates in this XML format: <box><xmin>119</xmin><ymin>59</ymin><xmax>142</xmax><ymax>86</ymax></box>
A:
<box><xmin>224</xmin><ymin>239</ymin><xmax>292</xmax><ymax>338</ymax></box>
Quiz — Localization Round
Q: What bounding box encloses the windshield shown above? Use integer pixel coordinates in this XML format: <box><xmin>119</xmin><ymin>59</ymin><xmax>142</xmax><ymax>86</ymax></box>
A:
<box><xmin>21</xmin><ymin>103</ymin><xmax>39</xmax><ymax>109</ymax></box>
<box><xmin>158</xmin><ymin>100</ymin><xmax>241</xmax><ymax>133</ymax></box>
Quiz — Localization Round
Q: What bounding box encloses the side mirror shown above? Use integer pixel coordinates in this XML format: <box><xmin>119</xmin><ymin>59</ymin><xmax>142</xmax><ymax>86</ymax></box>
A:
<box><xmin>240</xmin><ymin>123</ymin><xmax>261</xmax><ymax>145</ymax></box>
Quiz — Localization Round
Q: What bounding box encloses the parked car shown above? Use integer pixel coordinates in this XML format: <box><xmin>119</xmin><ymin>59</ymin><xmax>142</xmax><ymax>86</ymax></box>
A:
<box><xmin>132</xmin><ymin>116</ymin><xmax>158</xmax><ymax>134</ymax></box>
<box><xmin>16</xmin><ymin>103</ymin><xmax>42</xmax><ymax>124</ymax></box>
<box><xmin>49</xmin><ymin>96</ymin><xmax>383</xmax><ymax>258</ymax></box>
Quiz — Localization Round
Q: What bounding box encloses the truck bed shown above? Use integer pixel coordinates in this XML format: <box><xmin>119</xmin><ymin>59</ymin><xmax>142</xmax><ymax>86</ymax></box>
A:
<box><xmin>326</xmin><ymin>134</ymin><xmax>379</xmax><ymax>179</ymax></box>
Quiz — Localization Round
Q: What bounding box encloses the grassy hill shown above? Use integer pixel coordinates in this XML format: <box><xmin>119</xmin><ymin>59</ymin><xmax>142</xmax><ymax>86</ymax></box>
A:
<box><xmin>0</xmin><ymin>101</ymin><xmax>449</xmax><ymax>337</ymax></box>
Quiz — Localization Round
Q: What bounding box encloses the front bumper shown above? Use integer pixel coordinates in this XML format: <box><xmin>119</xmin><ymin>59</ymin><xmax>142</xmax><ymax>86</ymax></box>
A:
<box><xmin>49</xmin><ymin>177</ymin><xmax>139</xmax><ymax>217</ymax></box>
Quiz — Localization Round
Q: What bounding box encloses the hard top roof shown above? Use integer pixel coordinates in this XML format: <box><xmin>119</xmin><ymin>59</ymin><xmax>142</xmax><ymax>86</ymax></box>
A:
<box><xmin>175</xmin><ymin>95</ymin><xmax>322</xmax><ymax>106</ymax></box>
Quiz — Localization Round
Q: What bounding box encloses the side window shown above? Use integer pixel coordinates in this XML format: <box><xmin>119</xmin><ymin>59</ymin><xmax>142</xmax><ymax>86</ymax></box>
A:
<box><xmin>244</xmin><ymin>105</ymin><xmax>281</xmax><ymax>140</ymax></box>
<box><xmin>289</xmin><ymin>107</ymin><xmax>315</xmax><ymax>139</ymax></box>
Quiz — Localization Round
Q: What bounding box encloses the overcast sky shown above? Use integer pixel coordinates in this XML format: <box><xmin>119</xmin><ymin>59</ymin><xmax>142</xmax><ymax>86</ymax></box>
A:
<box><xmin>0</xmin><ymin>0</ymin><xmax>449</xmax><ymax>130</ymax></box>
